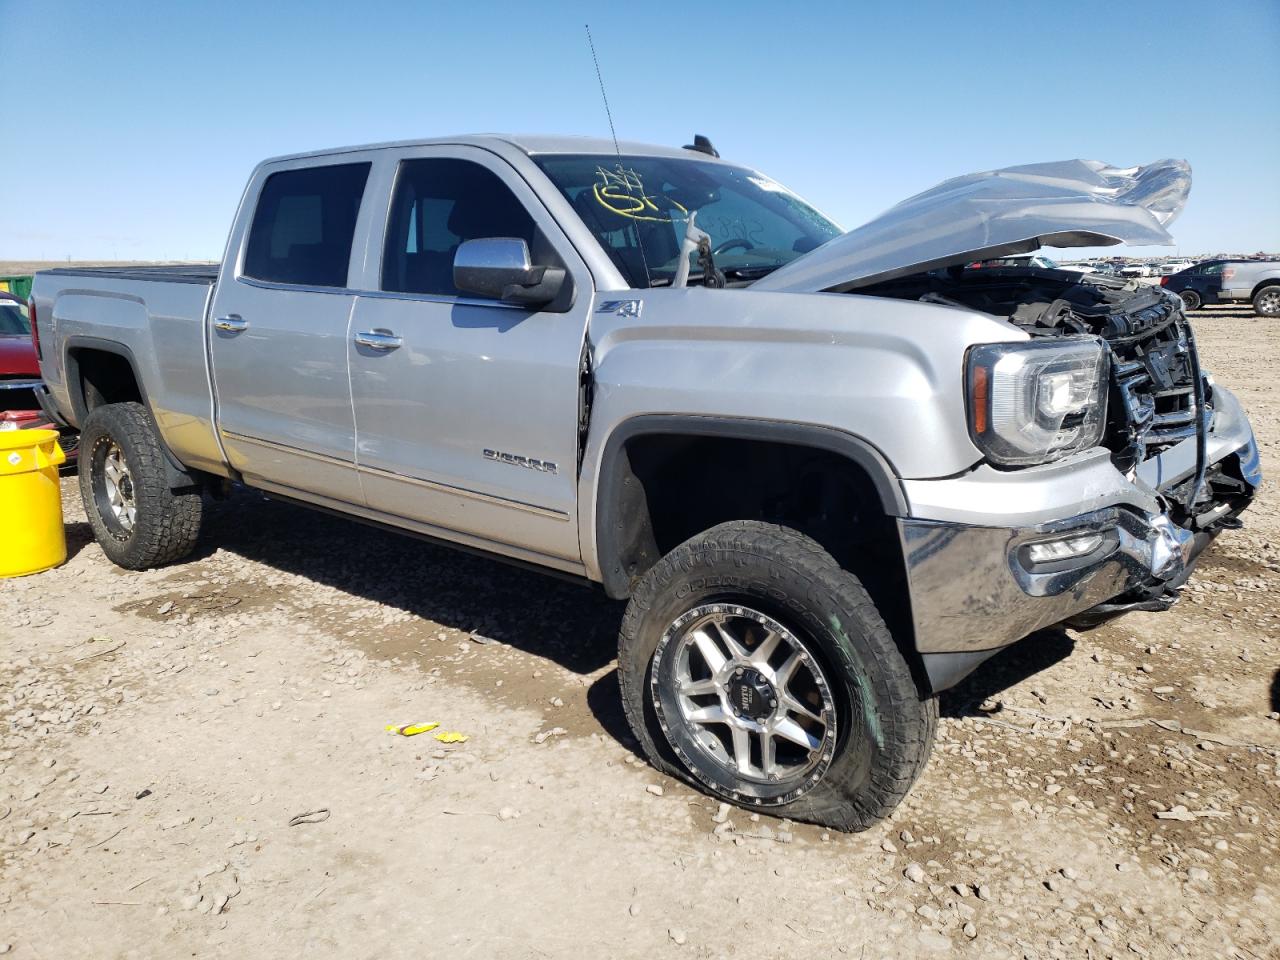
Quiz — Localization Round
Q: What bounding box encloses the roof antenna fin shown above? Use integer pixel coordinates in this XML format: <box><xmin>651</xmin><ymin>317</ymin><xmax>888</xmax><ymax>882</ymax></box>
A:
<box><xmin>683</xmin><ymin>134</ymin><xmax>720</xmax><ymax>158</ymax></box>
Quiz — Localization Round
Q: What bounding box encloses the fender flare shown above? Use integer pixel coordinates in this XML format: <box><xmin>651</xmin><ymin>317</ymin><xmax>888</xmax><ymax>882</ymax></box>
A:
<box><xmin>592</xmin><ymin>415</ymin><xmax>908</xmax><ymax>598</ymax></box>
<box><xmin>63</xmin><ymin>336</ymin><xmax>200</xmax><ymax>490</ymax></box>
<box><xmin>64</xmin><ymin>336</ymin><xmax>147</xmax><ymax>426</ymax></box>
<box><xmin>1251</xmin><ymin>278</ymin><xmax>1280</xmax><ymax>300</ymax></box>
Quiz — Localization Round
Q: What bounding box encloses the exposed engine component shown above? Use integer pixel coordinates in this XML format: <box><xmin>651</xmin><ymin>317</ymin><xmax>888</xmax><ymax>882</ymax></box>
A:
<box><xmin>860</xmin><ymin>266</ymin><xmax>1232</xmax><ymax>523</ymax></box>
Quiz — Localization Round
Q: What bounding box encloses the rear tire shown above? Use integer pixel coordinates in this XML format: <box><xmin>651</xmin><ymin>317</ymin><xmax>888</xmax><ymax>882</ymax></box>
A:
<box><xmin>1179</xmin><ymin>290</ymin><xmax>1202</xmax><ymax>311</ymax></box>
<box><xmin>78</xmin><ymin>402</ymin><xmax>203</xmax><ymax>570</ymax></box>
<box><xmin>1253</xmin><ymin>285</ymin><xmax>1280</xmax><ymax>318</ymax></box>
<box><xmin>617</xmin><ymin>520</ymin><xmax>936</xmax><ymax>832</ymax></box>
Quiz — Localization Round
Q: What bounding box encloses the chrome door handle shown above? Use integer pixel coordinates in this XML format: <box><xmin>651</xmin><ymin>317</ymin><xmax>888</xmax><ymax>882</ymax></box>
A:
<box><xmin>214</xmin><ymin>314</ymin><xmax>248</xmax><ymax>333</ymax></box>
<box><xmin>354</xmin><ymin>329</ymin><xmax>403</xmax><ymax>351</ymax></box>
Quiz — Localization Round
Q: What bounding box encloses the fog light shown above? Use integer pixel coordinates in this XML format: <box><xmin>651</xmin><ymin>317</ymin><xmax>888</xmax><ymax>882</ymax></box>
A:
<box><xmin>1026</xmin><ymin>533</ymin><xmax>1106</xmax><ymax>564</ymax></box>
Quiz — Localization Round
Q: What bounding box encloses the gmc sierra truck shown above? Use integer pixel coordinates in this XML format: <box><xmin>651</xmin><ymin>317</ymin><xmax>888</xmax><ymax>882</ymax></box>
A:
<box><xmin>30</xmin><ymin>137</ymin><xmax>1260</xmax><ymax>830</ymax></box>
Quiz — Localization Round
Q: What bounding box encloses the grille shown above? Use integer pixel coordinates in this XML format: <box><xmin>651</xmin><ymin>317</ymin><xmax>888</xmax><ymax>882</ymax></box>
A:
<box><xmin>1107</xmin><ymin>306</ymin><xmax>1203</xmax><ymax>465</ymax></box>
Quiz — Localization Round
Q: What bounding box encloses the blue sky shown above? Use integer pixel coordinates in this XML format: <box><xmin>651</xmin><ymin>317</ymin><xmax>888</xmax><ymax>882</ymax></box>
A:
<box><xmin>2</xmin><ymin>0</ymin><xmax>1276</xmax><ymax>262</ymax></box>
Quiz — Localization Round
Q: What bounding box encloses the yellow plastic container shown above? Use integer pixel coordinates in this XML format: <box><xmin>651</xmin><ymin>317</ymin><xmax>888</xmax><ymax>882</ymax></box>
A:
<box><xmin>0</xmin><ymin>428</ymin><xmax>67</xmax><ymax>578</ymax></box>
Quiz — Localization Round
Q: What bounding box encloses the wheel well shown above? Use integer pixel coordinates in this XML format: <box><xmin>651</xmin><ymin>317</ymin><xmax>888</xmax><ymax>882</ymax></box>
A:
<box><xmin>69</xmin><ymin>347</ymin><xmax>143</xmax><ymax>419</ymax></box>
<box><xmin>1252</xmin><ymin>280</ymin><xmax>1280</xmax><ymax>299</ymax></box>
<box><xmin>599</xmin><ymin>432</ymin><xmax>915</xmax><ymax>651</ymax></box>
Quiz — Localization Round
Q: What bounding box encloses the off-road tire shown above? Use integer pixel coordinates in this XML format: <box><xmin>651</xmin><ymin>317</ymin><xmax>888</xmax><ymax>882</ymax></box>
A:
<box><xmin>617</xmin><ymin>520</ymin><xmax>937</xmax><ymax>832</ymax></box>
<box><xmin>79</xmin><ymin>402</ymin><xmax>203</xmax><ymax>569</ymax></box>
<box><xmin>1179</xmin><ymin>289</ymin><xmax>1202</xmax><ymax>312</ymax></box>
<box><xmin>1253</xmin><ymin>285</ymin><xmax>1280</xmax><ymax>318</ymax></box>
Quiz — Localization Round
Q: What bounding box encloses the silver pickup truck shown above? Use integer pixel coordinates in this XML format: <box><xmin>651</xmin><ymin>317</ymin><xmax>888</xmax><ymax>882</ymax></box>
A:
<box><xmin>30</xmin><ymin>136</ymin><xmax>1261</xmax><ymax>830</ymax></box>
<box><xmin>1217</xmin><ymin>260</ymin><xmax>1280</xmax><ymax>317</ymax></box>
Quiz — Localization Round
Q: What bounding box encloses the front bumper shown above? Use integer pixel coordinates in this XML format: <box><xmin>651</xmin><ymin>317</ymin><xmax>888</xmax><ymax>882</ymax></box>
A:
<box><xmin>899</xmin><ymin>390</ymin><xmax>1260</xmax><ymax>691</ymax></box>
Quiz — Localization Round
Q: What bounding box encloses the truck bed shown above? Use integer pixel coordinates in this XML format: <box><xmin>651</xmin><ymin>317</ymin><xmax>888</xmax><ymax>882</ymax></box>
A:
<box><xmin>32</xmin><ymin>261</ymin><xmax>225</xmax><ymax>475</ymax></box>
<box><xmin>39</xmin><ymin>263</ymin><xmax>220</xmax><ymax>286</ymax></box>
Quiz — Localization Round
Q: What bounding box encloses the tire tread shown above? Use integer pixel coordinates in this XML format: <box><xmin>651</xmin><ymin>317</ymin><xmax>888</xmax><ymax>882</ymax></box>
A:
<box><xmin>618</xmin><ymin>520</ymin><xmax>936</xmax><ymax>832</ymax></box>
<box><xmin>78</xmin><ymin>402</ymin><xmax>202</xmax><ymax>570</ymax></box>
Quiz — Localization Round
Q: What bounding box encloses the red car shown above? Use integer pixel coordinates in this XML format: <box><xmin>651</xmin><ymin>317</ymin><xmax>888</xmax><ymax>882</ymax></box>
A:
<box><xmin>0</xmin><ymin>292</ymin><xmax>77</xmax><ymax>458</ymax></box>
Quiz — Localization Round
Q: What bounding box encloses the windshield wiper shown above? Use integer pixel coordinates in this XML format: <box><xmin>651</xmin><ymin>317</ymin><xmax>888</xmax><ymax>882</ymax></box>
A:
<box><xmin>722</xmin><ymin>265</ymin><xmax>778</xmax><ymax>280</ymax></box>
<box><xmin>672</xmin><ymin>212</ymin><xmax>725</xmax><ymax>289</ymax></box>
<box><xmin>649</xmin><ymin>264</ymin><xmax>778</xmax><ymax>288</ymax></box>
<box><xmin>698</xmin><ymin>241</ymin><xmax>726</xmax><ymax>288</ymax></box>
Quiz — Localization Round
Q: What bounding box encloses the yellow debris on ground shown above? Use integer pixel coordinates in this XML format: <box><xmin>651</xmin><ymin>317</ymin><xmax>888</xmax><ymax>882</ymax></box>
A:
<box><xmin>384</xmin><ymin>722</ymin><xmax>440</xmax><ymax>737</ymax></box>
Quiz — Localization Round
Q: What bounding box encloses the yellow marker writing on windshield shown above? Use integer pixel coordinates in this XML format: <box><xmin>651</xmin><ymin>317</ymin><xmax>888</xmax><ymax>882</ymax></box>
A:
<box><xmin>593</xmin><ymin>165</ymin><xmax>687</xmax><ymax>223</ymax></box>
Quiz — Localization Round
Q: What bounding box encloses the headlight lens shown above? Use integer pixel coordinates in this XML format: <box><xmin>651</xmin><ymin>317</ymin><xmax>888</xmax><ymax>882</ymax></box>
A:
<box><xmin>967</xmin><ymin>337</ymin><xmax>1109</xmax><ymax>466</ymax></box>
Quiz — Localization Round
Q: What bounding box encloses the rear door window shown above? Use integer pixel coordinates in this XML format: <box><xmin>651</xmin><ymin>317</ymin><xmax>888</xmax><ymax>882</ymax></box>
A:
<box><xmin>244</xmin><ymin>163</ymin><xmax>371</xmax><ymax>287</ymax></box>
<box><xmin>381</xmin><ymin>158</ymin><xmax>536</xmax><ymax>296</ymax></box>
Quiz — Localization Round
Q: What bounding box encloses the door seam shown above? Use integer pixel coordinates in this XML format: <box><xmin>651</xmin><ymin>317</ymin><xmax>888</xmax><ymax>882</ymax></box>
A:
<box><xmin>345</xmin><ymin>294</ymin><xmax>368</xmax><ymax>506</ymax></box>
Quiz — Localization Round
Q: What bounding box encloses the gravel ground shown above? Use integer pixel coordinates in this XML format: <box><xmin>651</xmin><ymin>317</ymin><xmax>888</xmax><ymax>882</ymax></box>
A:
<box><xmin>2</xmin><ymin>304</ymin><xmax>1278</xmax><ymax>959</ymax></box>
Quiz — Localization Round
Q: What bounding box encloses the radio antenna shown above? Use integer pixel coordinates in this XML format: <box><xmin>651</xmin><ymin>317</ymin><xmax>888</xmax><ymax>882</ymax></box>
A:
<box><xmin>585</xmin><ymin>23</ymin><xmax>652</xmax><ymax>288</ymax></box>
<box><xmin>585</xmin><ymin>24</ymin><xmax>621</xmax><ymax>157</ymax></box>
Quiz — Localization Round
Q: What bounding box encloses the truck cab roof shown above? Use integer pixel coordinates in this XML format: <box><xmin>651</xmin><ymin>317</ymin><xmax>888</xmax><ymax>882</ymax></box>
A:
<box><xmin>261</xmin><ymin>134</ymin><xmax>724</xmax><ymax>167</ymax></box>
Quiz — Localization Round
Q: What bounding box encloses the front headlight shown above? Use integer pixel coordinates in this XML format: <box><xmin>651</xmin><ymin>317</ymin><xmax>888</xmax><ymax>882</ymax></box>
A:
<box><xmin>966</xmin><ymin>337</ymin><xmax>1109</xmax><ymax>466</ymax></box>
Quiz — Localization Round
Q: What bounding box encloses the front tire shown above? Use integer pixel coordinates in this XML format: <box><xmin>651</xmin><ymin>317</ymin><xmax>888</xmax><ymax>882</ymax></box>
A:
<box><xmin>1253</xmin><ymin>285</ymin><xmax>1280</xmax><ymax>318</ymax></box>
<box><xmin>617</xmin><ymin>521</ymin><xmax>936</xmax><ymax>831</ymax></box>
<box><xmin>79</xmin><ymin>402</ymin><xmax>203</xmax><ymax>570</ymax></box>
<box><xmin>1179</xmin><ymin>289</ymin><xmax>1202</xmax><ymax>311</ymax></box>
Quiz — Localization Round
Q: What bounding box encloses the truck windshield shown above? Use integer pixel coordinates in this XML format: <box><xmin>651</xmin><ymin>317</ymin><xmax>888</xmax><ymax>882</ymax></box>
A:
<box><xmin>0</xmin><ymin>302</ymin><xmax>30</xmax><ymax>335</ymax></box>
<box><xmin>533</xmin><ymin>154</ymin><xmax>841</xmax><ymax>288</ymax></box>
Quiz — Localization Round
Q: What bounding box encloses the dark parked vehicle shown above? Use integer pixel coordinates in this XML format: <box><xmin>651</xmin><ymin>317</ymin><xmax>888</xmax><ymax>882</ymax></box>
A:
<box><xmin>1160</xmin><ymin>260</ymin><xmax>1229</xmax><ymax>311</ymax></box>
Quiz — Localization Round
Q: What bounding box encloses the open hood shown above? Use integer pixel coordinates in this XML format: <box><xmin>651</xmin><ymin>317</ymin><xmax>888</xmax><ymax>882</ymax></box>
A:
<box><xmin>751</xmin><ymin>158</ymin><xmax>1191</xmax><ymax>294</ymax></box>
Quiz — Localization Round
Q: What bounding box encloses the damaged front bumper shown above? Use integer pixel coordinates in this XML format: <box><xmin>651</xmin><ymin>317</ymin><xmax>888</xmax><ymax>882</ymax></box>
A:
<box><xmin>898</xmin><ymin>385</ymin><xmax>1260</xmax><ymax>692</ymax></box>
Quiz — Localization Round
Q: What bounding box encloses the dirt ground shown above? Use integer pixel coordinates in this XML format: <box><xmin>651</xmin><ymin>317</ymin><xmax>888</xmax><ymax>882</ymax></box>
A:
<box><xmin>2</xmin><ymin>304</ymin><xmax>1277</xmax><ymax>960</ymax></box>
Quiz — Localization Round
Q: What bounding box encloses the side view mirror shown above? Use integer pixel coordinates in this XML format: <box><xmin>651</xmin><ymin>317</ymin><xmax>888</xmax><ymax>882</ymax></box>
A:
<box><xmin>453</xmin><ymin>238</ymin><xmax>566</xmax><ymax>308</ymax></box>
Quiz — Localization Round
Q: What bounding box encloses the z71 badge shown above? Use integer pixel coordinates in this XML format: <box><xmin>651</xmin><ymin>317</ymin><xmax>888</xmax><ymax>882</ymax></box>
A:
<box><xmin>483</xmin><ymin>449</ymin><xmax>558</xmax><ymax>474</ymax></box>
<box><xmin>596</xmin><ymin>299</ymin><xmax>642</xmax><ymax>318</ymax></box>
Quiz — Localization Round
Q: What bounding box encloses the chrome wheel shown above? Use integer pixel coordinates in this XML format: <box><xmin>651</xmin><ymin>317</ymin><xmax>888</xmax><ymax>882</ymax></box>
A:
<box><xmin>650</xmin><ymin>603</ymin><xmax>837</xmax><ymax>804</ymax></box>
<box><xmin>1256</xmin><ymin>288</ymin><xmax>1280</xmax><ymax>317</ymax></box>
<box><xmin>96</xmin><ymin>441</ymin><xmax>136</xmax><ymax>533</ymax></box>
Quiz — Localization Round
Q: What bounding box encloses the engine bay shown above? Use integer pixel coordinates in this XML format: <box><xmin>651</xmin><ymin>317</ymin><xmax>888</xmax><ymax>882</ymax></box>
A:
<box><xmin>859</xmin><ymin>266</ymin><xmax>1253</xmax><ymax>527</ymax></box>
<box><xmin>857</xmin><ymin>266</ymin><xmax>1175</xmax><ymax>337</ymax></box>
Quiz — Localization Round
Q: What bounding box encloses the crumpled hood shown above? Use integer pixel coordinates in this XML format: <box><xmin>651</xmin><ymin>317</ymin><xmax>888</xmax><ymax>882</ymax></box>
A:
<box><xmin>751</xmin><ymin>158</ymin><xmax>1191</xmax><ymax>294</ymax></box>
